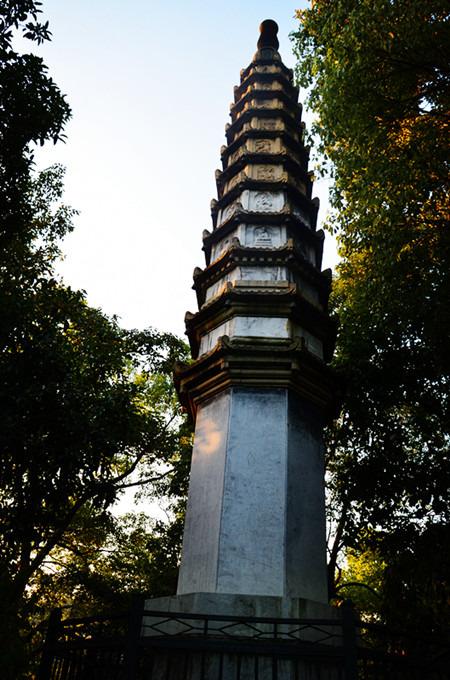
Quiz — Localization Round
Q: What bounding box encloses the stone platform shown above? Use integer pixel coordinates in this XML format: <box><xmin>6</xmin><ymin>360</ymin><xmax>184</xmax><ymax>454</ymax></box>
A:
<box><xmin>141</xmin><ymin>593</ymin><xmax>345</xmax><ymax>680</ymax></box>
<box><xmin>144</xmin><ymin>591</ymin><xmax>337</xmax><ymax>619</ymax></box>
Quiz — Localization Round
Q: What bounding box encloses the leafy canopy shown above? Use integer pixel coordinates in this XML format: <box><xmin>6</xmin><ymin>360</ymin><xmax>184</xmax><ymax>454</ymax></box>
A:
<box><xmin>0</xmin><ymin>2</ymin><xmax>191</xmax><ymax>676</ymax></box>
<box><xmin>292</xmin><ymin>0</ymin><xmax>450</xmax><ymax>628</ymax></box>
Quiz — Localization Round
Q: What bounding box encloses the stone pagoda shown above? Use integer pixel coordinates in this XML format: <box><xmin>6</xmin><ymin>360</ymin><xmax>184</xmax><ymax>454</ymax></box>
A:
<box><xmin>159</xmin><ymin>19</ymin><xmax>336</xmax><ymax>618</ymax></box>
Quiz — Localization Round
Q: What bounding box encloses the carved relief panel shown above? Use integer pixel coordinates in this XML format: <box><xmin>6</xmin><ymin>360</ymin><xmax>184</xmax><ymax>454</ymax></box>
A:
<box><xmin>246</xmin><ymin>190</ymin><xmax>285</xmax><ymax>212</ymax></box>
<box><xmin>240</xmin><ymin>266</ymin><xmax>287</xmax><ymax>282</ymax></box>
<box><xmin>252</xmin><ymin>64</ymin><xmax>283</xmax><ymax>75</ymax></box>
<box><xmin>248</xmin><ymin>98</ymin><xmax>282</xmax><ymax>110</ymax></box>
<box><xmin>244</xmin><ymin>224</ymin><xmax>286</xmax><ymax>248</ymax></box>
<box><xmin>254</xmin><ymin>138</ymin><xmax>274</xmax><ymax>154</ymax></box>
<box><xmin>218</xmin><ymin>200</ymin><xmax>241</xmax><ymax>226</ymax></box>
<box><xmin>210</xmin><ymin>230</ymin><xmax>238</xmax><ymax>262</ymax></box>
<box><xmin>228</xmin><ymin>145</ymin><xmax>247</xmax><ymax>165</ymax></box>
<box><xmin>224</xmin><ymin>171</ymin><xmax>245</xmax><ymax>193</ymax></box>
<box><xmin>248</xmin><ymin>137</ymin><xmax>284</xmax><ymax>154</ymax></box>
<box><xmin>260</xmin><ymin>118</ymin><xmax>284</xmax><ymax>132</ymax></box>
<box><xmin>244</xmin><ymin>164</ymin><xmax>286</xmax><ymax>182</ymax></box>
<box><xmin>255</xmin><ymin>165</ymin><xmax>277</xmax><ymax>181</ymax></box>
<box><xmin>253</xmin><ymin>80</ymin><xmax>283</xmax><ymax>91</ymax></box>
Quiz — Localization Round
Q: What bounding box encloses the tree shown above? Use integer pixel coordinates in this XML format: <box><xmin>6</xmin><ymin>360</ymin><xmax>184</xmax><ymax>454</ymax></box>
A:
<box><xmin>292</xmin><ymin>0</ymin><xmax>450</xmax><ymax>629</ymax></box>
<box><xmin>0</xmin><ymin>0</ymin><xmax>71</xmax><ymax>245</ymax></box>
<box><xmin>0</xmin><ymin>3</ymin><xmax>191</xmax><ymax>676</ymax></box>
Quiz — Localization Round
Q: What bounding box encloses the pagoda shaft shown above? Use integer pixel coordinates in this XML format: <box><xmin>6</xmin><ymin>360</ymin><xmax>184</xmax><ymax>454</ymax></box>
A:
<box><xmin>177</xmin><ymin>388</ymin><xmax>328</xmax><ymax>601</ymax></box>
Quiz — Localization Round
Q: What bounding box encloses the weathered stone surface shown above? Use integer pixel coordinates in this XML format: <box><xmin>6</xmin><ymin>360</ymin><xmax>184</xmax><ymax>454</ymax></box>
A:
<box><xmin>177</xmin><ymin>388</ymin><xmax>328</xmax><ymax>603</ymax></box>
<box><xmin>145</xmin><ymin>591</ymin><xmax>337</xmax><ymax>619</ymax></box>
<box><xmin>198</xmin><ymin>316</ymin><xmax>290</xmax><ymax>355</ymax></box>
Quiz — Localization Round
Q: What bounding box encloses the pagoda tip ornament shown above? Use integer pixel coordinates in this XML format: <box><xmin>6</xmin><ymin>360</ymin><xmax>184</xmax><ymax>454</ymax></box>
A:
<box><xmin>257</xmin><ymin>19</ymin><xmax>280</xmax><ymax>50</ymax></box>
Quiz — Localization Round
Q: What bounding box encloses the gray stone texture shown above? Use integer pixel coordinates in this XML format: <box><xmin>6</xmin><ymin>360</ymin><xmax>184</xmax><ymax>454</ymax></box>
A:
<box><xmin>177</xmin><ymin>387</ymin><xmax>328</xmax><ymax>603</ymax></box>
<box><xmin>146</xmin><ymin>592</ymin><xmax>335</xmax><ymax>620</ymax></box>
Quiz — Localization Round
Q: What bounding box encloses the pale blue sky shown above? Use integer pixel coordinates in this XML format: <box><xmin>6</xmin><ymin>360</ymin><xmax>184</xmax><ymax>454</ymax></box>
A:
<box><xmin>34</xmin><ymin>0</ymin><xmax>336</xmax><ymax>337</ymax></box>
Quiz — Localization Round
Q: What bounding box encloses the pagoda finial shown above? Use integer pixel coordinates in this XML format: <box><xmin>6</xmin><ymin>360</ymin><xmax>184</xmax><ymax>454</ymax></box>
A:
<box><xmin>257</xmin><ymin>19</ymin><xmax>279</xmax><ymax>50</ymax></box>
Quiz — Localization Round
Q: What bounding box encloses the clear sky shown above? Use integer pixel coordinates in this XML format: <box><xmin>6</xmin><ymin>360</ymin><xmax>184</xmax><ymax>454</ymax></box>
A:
<box><xmin>34</xmin><ymin>0</ymin><xmax>337</xmax><ymax>338</ymax></box>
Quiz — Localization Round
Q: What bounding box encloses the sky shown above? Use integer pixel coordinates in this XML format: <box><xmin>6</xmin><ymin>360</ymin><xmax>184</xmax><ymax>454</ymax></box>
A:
<box><xmin>33</xmin><ymin>0</ymin><xmax>337</xmax><ymax>339</ymax></box>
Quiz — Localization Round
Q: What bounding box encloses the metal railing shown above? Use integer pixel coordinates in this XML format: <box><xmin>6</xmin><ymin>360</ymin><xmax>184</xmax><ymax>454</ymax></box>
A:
<box><xmin>38</xmin><ymin>599</ymin><xmax>450</xmax><ymax>680</ymax></box>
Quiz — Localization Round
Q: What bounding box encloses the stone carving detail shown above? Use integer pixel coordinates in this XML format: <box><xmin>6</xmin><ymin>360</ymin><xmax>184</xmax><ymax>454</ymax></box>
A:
<box><xmin>240</xmin><ymin>266</ymin><xmax>285</xmax><ymax>281</ymax></box>
<box><xmin>254</xmin><ymin>64</ymin><xmax>279</xmax><ymax>74</ymax></box>
<box><xmin>211</xmin><ymin>232</ymin><xmax>236</xmax><ymax>261</ymax></box>
<box><xmin>225</xmin><ymin>172</ymin><xmax>243</xmax><ymax>191</ymax></box>
<box><xmin>259</xmin><ymin>119</ymin><xmax>280</xmax><ymax>131</ymax></box>
<box><xmin>253</xmin><ymin>192</ymin><xmax>274</xmax><ymax>211</ymax></box>
<box><xmin>245</xmin><ymin>224</ymin><xmax>284</xmax><ymax>247</ymax></box>
<box><xmin>254</xmin><ymin>226</ymin><xmax>274</xmax><ymax>246</ymax></box>
<box><xmin>251</xmin><ymin>98</ymin><xmax>281</xmax><ymax>109</ymax></box>
<box><xmin>256</xmin><ymin>165</ymin><xmax>276</xmax><ymax>180</ymax></box>
<box><xmin>220</xmin><ymin>201</ymin><xmax>239</xmax><ymax>224</ymax></box>
<box><xmin>254</xmin><ymin>139</ymin><xmax>273</xmax><ymax>153</ymax></box>
<box><xmin>229</xmin><ymin>146</ymin><xmax>246</xmax><ymax>164</ymax></box>
<box><xmin>245</xmin><ymin>190</ymin><xmax>284</xmax><ymax>212</ymax></box>
<box><xmin>254</xmin><ymin>81</ymin><xmax>282</xmax><ymax>91</ymax></box>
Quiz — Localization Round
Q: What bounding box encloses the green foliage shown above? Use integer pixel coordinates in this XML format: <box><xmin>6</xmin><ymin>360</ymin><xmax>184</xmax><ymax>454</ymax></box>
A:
<box><xmin>0</xmin><ymin>0</ymin><xmax>71</xmax><ymax>245</ymax></box>
<box><xmin>338</xmin><ymin>524</ymin><xmax>450</xmax><ymax>638</ymax></box>
<box><xmin>28</xmin><ymin>509</ymin><xmax>184</xmax><ymax>621</ymax></box>
<box><xmin>336</xmin><ymin>544</ymin><xmax>385</xmax><ymax>620</ymax></box>
<box><xmin>0</xmin><ymin>3</ymin><xmax>192</xmax><ymax>676</ymax></box>
<box><xmin>292</xmin><ymin>0</ymin><xmax>450</xmax><ymax>630</ymax></box>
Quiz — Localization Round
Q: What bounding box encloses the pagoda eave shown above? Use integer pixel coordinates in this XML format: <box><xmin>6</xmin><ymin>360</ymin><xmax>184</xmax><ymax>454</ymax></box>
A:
<box><xmin>184</xmin><ymin>289</ymin><xmax>336</xmax><ymax>361</ymax></box>
<box><xmin>221</xmin><ymin>130</ymin><xmax>308</xmax><ymax>167</ymax></box>
<box><xmin>175</xmin><ymin>336</ymin><xmax>337</xmax><ymax>423</ymax></box>
<box><xmin>217</xmin><ymin>156</ymin><xmax>312</xmax><ymax>195</ymax></box>
<box><xmin>226</xmin><ymin>108</ymin><xmax>302</xmax><ymax>143</ymax></box>
<box><xmin>230</xmin><ymin>88</ymin><xmax>301</xmax><ymax>119</ymax></box>
<box><xmin>212</xmin><ymin>182</ymin><xmax>319</xmax><ymax>223</ymax></box>
<box><xmin>192</xmin><ymin>246</ymin><xmax>332</xmax><ymax>307</ymax></box>
<box><xmin>240</xmin><ymin>57</ymin><xmax>293</xmax><ymax>82</ymax></box>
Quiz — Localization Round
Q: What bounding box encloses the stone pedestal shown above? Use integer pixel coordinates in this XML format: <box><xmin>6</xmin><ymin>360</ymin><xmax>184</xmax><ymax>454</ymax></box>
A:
<box><xmin>177</xmin><ymin>387</ymin><xmax>328</xmax><ymax>603</ymax></box>
<box><xmin>142</xmin><ymin>593</ymin><xmax>343</xmax><ymax>680</ymax></box>
<box><xmin>145</xmin><ymin>592</ymin><xmax>336</xmax><ymax>620</ymax></box>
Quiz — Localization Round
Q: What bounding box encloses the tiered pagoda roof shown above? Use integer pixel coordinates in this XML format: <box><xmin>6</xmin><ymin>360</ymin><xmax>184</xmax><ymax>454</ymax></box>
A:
<box><xmin>176</xmin><ymin>20</ymin><xmax>336</xmax><ymax>420</ymax></box>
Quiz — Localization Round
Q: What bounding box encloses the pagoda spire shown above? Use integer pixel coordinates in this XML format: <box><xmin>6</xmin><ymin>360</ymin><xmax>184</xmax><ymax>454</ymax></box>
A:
<box><xmin>174</xmin><ymin>20</ymin><xmax>336</xmax><ymax>604</ymax></box>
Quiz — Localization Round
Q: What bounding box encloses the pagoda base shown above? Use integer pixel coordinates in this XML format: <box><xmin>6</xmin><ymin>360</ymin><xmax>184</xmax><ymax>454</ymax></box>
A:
<box><xmin>141</xmin><ymin>593</ymin><xmax>344</xmax><ymax>680</ymax></box>
<box><xmin>144</xmin><ymin>591</ymin><xmax>337</xmax><ymax>619</ymax></box>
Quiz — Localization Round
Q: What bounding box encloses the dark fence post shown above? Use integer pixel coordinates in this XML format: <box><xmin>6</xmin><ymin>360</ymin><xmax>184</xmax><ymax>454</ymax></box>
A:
<box><xmin>38</xmin><ymin>608</ymin><xmax>62</xmax><ymax>680</ymax></box>
<box><xmin>342</xmin><ymin>600</ymin><xmax>358</xmax><ymax>680</ymax></box>
<box><xmin>124</xmin><ymin>596</ymin><xmax>144</xmax><ymax>679</ymax></box>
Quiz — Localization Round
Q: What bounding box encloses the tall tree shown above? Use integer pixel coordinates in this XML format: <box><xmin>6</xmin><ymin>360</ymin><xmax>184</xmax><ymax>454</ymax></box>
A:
<box><xmin>292</xmin><ymin>0</ymin><xmax>450</xmax><ymax>629</ymax></box>
<box><xmin>0</xmin><ymin>3</ymin><xmax>190</xmax><ymax>676</ymax></box>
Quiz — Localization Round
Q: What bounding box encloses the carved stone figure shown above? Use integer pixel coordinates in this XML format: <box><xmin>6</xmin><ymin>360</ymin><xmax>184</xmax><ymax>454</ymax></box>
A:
<box><xmin>254</xmin><ymin>139</ymin><xmax>272</xmax><ymax>153</ymax></box>
<box><xmin>253</xmin><ymin>191</ymin><xmax>274</xmax><ymax>211</ymax></box>
<box><xmin>254</xmin><ymin>226</ymin><xmax>273</xmax><ymax>246</ymax></box>
<box><xmin>256</xmin><ymin>165</ymin><xmax>276</xmax><ymax>180</ymax></box>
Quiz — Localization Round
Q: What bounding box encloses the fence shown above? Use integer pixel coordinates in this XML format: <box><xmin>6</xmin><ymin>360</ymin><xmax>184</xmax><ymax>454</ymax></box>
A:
<box><xmin>38</xmin><ymin>599</ymin><xmax>450</xmax><ymax>680</ymax></box>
